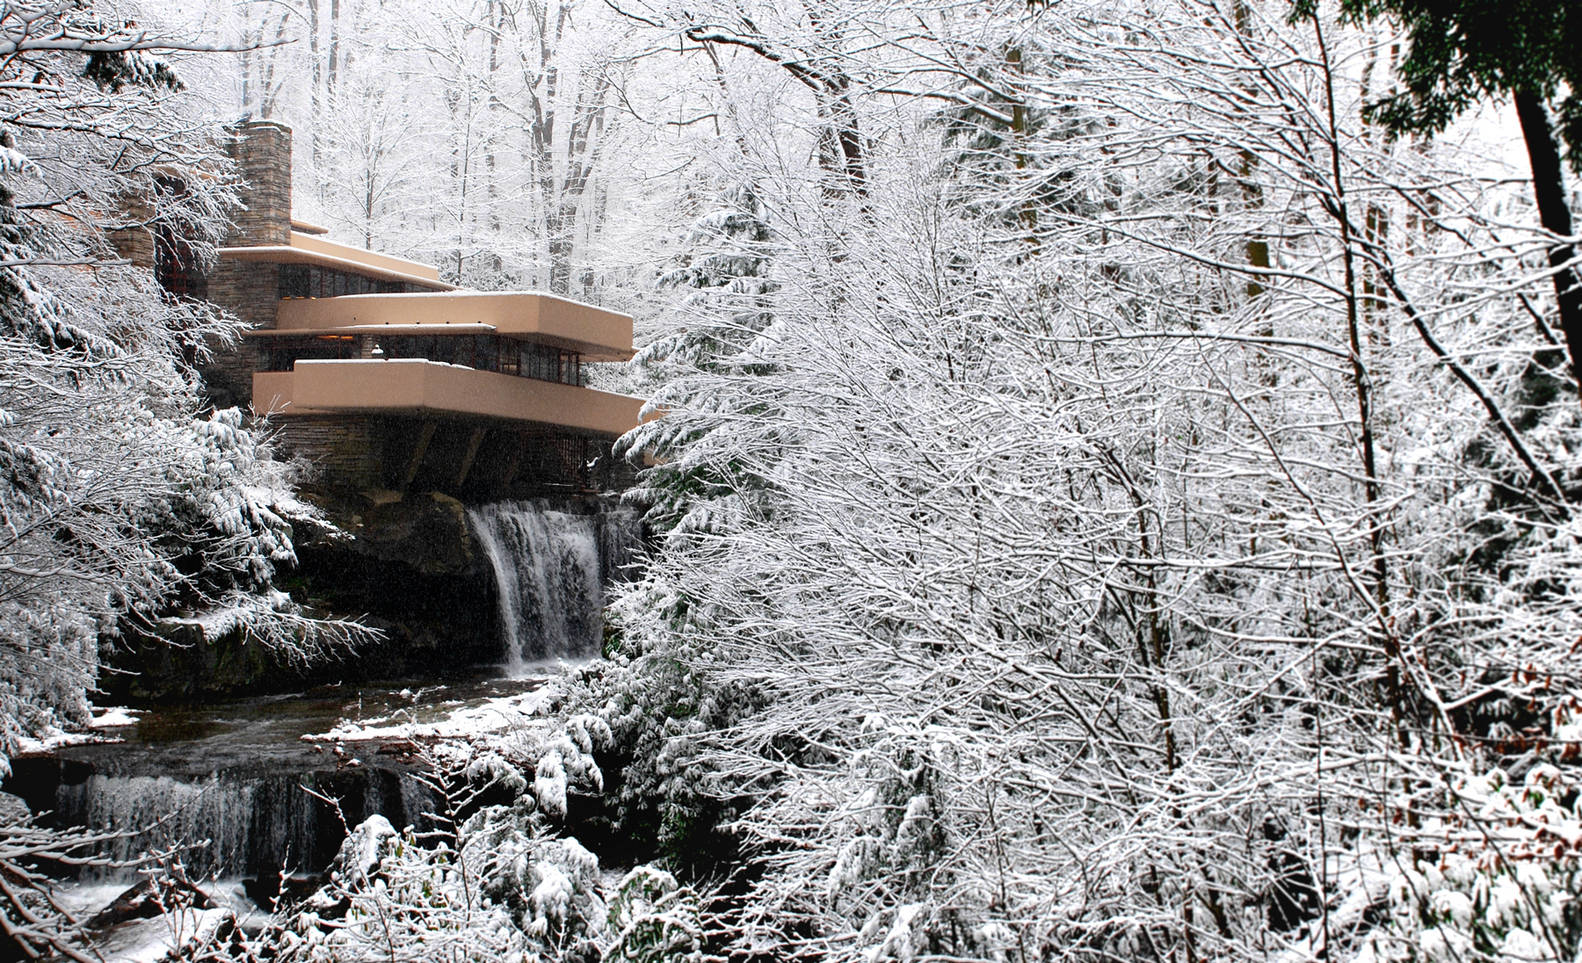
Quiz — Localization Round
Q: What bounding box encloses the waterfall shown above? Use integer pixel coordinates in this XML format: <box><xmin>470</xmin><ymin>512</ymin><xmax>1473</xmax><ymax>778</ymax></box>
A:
<box><xmin>44</xmin><ymin>764</ymin><xmax>439</xmax><ymax>881</ymax></box>
<box><xmin>466</xmin><ymin>500</ymin><xmax>642</xmax><ymax>671</ymax></box>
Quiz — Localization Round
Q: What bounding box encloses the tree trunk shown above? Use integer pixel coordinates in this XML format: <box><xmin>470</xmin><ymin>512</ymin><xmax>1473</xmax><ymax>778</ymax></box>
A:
<box><xmin>1514</xmin><ymin>90</ymin><xmax>1582</xmax><ymax>403</ymax></box>
<box><xmin>308</xmin><ymin>0</ymin><xmax>321</xmax><ymax>168</ymax></box>
<box><xmin>327</xmin><ymin>0</ymin><xmax>341</xmax><ymax>99</ymax></box>
<box><xmin>485</xmin><ymin>0</ymin><xmax>502</xmax><ymax>279</ymax></box>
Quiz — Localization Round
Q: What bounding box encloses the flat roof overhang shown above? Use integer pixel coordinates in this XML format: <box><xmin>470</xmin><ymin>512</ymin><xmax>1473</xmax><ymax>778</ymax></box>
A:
<box><xmin>271</xmin><ymin>291</ymin><xmax>634</xmax><ymax>361</ymax></box>
<box><xmin>254</xmin><ymin>360</ymin><xmax>646</xmax><ymax>438</ymax></box>
<box><xmin>219</xmin><ymin>231</ymin><xmax>455</xmax><ymax>291</ymax></box>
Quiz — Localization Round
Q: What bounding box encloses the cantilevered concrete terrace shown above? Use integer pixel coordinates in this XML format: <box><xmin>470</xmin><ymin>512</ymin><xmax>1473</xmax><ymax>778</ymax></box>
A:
<box><xmin>220</xmin><ymin>230</ymin><xmax>456</xmax><ymax>291</ymax></box>
<box><xmin>270</xmin><ymin>290</ymin><xmax>634</xmax><ymax>360</ymax></box>
<box><xmin>246</xmin><ymin>287</ymin><xmax>641</xmax><ymax>437</ymax></box>
<box><xmin>197</xmin><ymin>120</ymin><xmax>642</xmax><ymax>494</ymax></box>
<box><xmin>254</xmin><ymin>360</ymin><xmax>644</xmax><ymax>439</ymax></box>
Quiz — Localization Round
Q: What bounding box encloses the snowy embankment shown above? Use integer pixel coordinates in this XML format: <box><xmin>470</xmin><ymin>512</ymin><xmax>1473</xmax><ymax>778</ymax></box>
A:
<box><xmin>15</xmin><ymin>706</ymin><xmax>143</xmax><ymax>755</ymax></box>
<box><xmin>299</xmin><ymin>679</ymin><xmax>558</xmax><ymax>744</ymax></box>
<box><xmin>50</xmin><ymin>879</ymin><xmax>245</xmax><ymax>963</ymax></box>
<box><xmin>28</xmin><ymin>669</ymin><xmax>592</xmax><ymax>963</ymax></box>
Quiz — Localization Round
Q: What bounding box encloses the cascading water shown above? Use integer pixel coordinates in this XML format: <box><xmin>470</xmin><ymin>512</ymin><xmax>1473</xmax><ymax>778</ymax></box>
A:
<box><xmin>40</xmin><ymin>764</ymin><xmax>437</xmax><ymax>881</ymax></box>
<box><xmin>0</xmin><ymin>680</ymin><xmax>558</xmax><ymax>886</ymax></box>
<box><xmin>466</xmin><ymin>500</ymin><xmax>642</xmax><ymax>672</ymax></box>
<box><xmin>5</xmin><ymin>501</ymin><xmax>643</xmax><ymax>898</ymax></box>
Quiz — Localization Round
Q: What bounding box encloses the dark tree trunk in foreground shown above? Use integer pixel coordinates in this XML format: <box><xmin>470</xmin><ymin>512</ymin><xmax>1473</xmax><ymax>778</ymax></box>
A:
<box><xmin>1514</xmin><ymin>90</ymin><xmax>1582</xmax><ymax>401</ymax></box>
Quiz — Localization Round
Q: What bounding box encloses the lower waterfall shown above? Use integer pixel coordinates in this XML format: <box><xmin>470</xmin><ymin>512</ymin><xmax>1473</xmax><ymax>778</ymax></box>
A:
<box><xmin>16</xmin><ymin>754</ymin><xmax>440</xmax><ymax>882</ymax></box>
<box><xmin>466</xmin><ymin>500</ymin><xmax>642</xmax><ymax>671</ymax></box>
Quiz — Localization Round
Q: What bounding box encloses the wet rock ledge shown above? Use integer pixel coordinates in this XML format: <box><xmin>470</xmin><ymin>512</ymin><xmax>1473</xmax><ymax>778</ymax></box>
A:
<box><xmin>106</xmin><ymin>489</ymin><xmax>499</xmax><ymax>702</ymax></box>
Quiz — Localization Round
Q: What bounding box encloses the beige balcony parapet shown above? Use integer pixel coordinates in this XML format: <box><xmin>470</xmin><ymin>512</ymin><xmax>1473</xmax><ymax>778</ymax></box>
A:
<box><xmin>253</xmin><ymin>370</ymin><xmax>299</xmax><ymax>416</ymax></box>
<box><xmin>273</xmin><ymin>291</ymin><xmax>634</xmax><ymax>361</ymax></box>
<box><xmin>219</xmin><ymin>231</ymin><xmax>455</xmax><ymax>291</ymax></box>
<box><xmin>286</xmin><ymin>232</ymin><xmax>443</xmax><ymax>280</ymax></box>
<box><xmin>244</xmin><ymin>322</ymin><xmax>498</xmax><ymax>338</ymax></box>
<box><xmin>253</xmin><ymin>359</ymin><xmax>645</xmax><ymax>438</ymax></box>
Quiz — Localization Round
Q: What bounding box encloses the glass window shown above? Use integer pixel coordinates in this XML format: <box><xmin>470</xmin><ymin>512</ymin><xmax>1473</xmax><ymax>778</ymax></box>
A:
<box><xmin>278</xmin><ymin>265</ymin><xmax>423</xmax><ymax>299</ymax></box>
<box><xmin>326</xmin><ymin>335</ymin><xmax>581</xmax><ymax>383</ymax></box>
<box><xmin>279</xmin><ymin>264</ymin><xmax>309</xmax><ymax>298</ymax></box>
<box><xmin>257</xmin><ymin>336</ymin><xmax>357</xmax><ymax>371</ymax></box>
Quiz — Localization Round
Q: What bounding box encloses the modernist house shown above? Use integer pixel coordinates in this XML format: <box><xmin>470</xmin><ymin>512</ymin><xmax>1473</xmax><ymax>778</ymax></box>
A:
<box><xmin>148</xmin><ymin>121</ymin><xmax>643</xmax><ymax>497</ymax></box>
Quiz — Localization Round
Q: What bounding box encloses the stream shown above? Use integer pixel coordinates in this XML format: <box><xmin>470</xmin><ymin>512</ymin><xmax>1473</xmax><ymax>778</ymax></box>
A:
<box><xmin>2</xmin><ymin>499</ymin><xmax>643</xmax><ymax>925</ymax></box>
<box><xmin>8</xmin><ymin>672</ymin><xmax>562</xmax><ymax>886</ymax></box>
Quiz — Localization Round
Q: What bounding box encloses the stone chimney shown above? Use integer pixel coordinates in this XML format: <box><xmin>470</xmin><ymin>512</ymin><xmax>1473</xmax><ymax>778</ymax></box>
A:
<box><xmin>227</xmin><ymin>121</ymin><xmax>293</xmax><ymax>246</ymax></box>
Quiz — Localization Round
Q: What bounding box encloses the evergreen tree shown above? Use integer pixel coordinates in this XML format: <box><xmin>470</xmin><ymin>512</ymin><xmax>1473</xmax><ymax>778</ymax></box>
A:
<box><xmin>1317</xmin><ymin>0</ymin><xmax>1582</xmax><ymax>401</ymax></box>
<box><xmin>621</xmin><ymin>181</ymin><xmax>778</xmax><ymax>538</ymax></box>
<box><xmin>586</xmin><ymin>182</ymin><xmax>781</xmax><ymax>873</ymax></box>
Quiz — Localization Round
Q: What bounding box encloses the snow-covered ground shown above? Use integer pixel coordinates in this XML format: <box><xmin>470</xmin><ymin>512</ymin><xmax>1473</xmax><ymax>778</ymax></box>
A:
<box><xmin>300</xmin><ymin>681</ymin><xmax>559</xmax><ymax>743</ymax></box>
<box><xmin>15</xmin><ymin>706</ymin><xmax>143</xmax><ymax>755</ymax></box>
<box><xmin>52</xmin><ymin>878</ymin><xmax>263</xmax><ymax>963</ymax></box>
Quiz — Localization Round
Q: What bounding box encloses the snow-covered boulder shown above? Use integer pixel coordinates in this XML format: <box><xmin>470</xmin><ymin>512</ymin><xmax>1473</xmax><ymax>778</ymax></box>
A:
<box><xmin>333</xmin><ymin>814</ymin><xmax>399</xmax><ymax>886</ymax></box>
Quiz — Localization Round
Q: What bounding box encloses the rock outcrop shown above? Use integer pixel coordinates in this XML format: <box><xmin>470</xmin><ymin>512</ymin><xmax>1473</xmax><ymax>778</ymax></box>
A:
<box><xmin>107</xmin><ymin>489</ymin><xmax>499</xmax><ymax>701</ymax></box>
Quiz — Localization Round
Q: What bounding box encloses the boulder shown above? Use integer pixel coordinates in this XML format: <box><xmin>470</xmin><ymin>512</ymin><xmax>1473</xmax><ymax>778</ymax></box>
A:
<box><xmin>358</xmin><ymin>491</ymin><xmax>483</xmax><ymax>576</ymax></box>
<box><xmin>285</xmin><ymin>489</ymin><xmax>500</xmax><ymax>676</ymax></box>
<box><xmin>86</xmin><ymin>869</ymin><xmax>216</xmax><ymax>931</ymax></box>
<box><xmin>298</xmin><ymin>488</ymin><xmax>485</xmax><ymax>578</ymax></box>
<box><xmin>0</xmin><ymin>791</ymin><xmax>29</xmax><ymax>824</ymax></box>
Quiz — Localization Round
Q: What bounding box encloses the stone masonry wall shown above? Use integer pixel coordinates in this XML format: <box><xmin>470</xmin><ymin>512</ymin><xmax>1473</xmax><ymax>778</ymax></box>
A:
<box><xmin>201</xmin><ymin>121</ymin><xmax>293</xmax><ymax>410</ymax></box>
<box><xmin>106</xmin><ymin>195</ymin><xmax>155</xmax><ymax>269</ymax></box>
<box><xmin>202</xmin><ymin>260</ymin><xmax>278</xmax><ymax>409</ymax></box>
<box><xmin>269</xmin><ymin>416</ymin><xmax>384</xmax><ymax>490</ymax></box>
<box><xmin>227</xmin><ymin>121</ymin><xmax>292</xmax><ymax>246</ymax></box>
<box><xmin>201</xmin><ymin>338</ymin><xmax>261</xmax><ymax>412</ymax></box>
